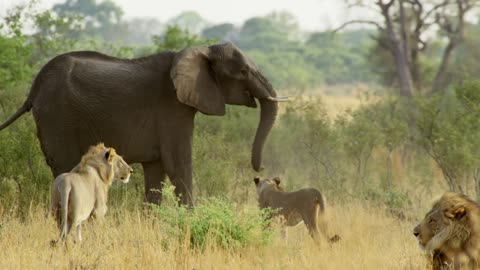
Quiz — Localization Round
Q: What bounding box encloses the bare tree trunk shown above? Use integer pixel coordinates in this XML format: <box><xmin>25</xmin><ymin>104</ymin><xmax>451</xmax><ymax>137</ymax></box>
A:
<box><xmin>431</xmin><ymin>0</ymin><xmax>473</xmax><ymax>93</ymax></box>
<box><xmin>381</xmin><ymin>0</ymin><xmax>414</xmax><ymax>98</ymax></box>
<box><xmin>432</xmin><ymin>42</ymin><xmax>455</xmax><ymax>93</ymax></box>
<box><xmin>410</xmin><ymin>0</ymin><xmax>426</xmax><ymax>89</ymax></box>
<box><xmin>399</xmin><ymin>0</ymin><xmax>411</xmax><ymax>72</ymax></box>
<box><xmin>392</xmin><ymin>46</ymin><xmax>415</xmax><ymax>97</ymax></box>
<box><xmin>441</xmin><ymin>168</ymin><xmax>464</xmax><ymax>193</ymax></box>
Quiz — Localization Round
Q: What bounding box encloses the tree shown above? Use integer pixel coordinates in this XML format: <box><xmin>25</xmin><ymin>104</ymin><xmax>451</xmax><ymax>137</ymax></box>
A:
<box><xmin>0</xmin><ymin>7</ymin><xmax>33</xmax><ymax>89</ymax></box>
<box><xmin>306</xmin><ymin>30</ymin><xmax>375</xmax><ymax>85</ymax></box>
<box><xmin>168</xmin><ymin>11</ymin><xmax>209</xmax><ymax>35</ymax></box>
<box><xmin>236</xmin><ymin>11</ymin><xmax>301</xmax><ymax>51</ymax></box>
<box><xmin>152</xmin><ymin>25</ymin><xmax>216</xmax><ymax>52</ymax></box>
<box><xmin>122</xmin><ymin>18</ymin><xmax>165</xmax><ymax>45</ymax></box>
<box><xmin>416</xmin><ymin>80</ymin><xmax>480</xmax><ymax>194</ymax></box>
<box><xmin>202</xmin><ymin>23</ymin><xmax>235</xmax><ymax>41</ymax></box>
<box><xmin>53</xmin><ymin>0</ymin><xmax>124</xmax><ymax>41</ymax></box>
<box><xmin>336</xmin><ymin>0</ymin><xmax>478</xmax><ymax>95</ymax></box>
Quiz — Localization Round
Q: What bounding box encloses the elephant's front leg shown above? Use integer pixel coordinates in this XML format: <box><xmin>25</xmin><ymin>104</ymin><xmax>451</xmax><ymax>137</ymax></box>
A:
<box><xmin>142</xmin><ymin>160</ymin><xmax>167</xmax><ymax>205</ymax></box>
<box><xmin>171</xmin><ymin>166</ymin><xmax>193</xmax><ymax>206</ymax></box>
<box><xmin>163</xmin><ymin>146</ymin><xmax>194</xmax><ymax>206</ymax></box>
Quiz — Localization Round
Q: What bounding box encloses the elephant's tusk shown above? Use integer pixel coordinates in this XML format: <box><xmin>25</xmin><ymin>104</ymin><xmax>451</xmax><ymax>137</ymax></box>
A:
<box><xmin>267</xmin><ymin>96</ymin><xmax>289</xmax><ymax>102</ymax></box>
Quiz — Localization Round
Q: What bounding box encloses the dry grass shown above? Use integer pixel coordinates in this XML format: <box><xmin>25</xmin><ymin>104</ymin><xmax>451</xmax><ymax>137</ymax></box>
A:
<box><xmin>280</xmin><ymin>84</ymin><xmax>377</xmax><ymax>119</ymax></box>
<box><xmin>0</xmin><ymin>202</ymin><xmax>429</xmax><ymax>270</ymax></box>
<box><xmin>321</xmin><ymin>94</ymin><xmax>364</xmax><ymax>119</ymax></box>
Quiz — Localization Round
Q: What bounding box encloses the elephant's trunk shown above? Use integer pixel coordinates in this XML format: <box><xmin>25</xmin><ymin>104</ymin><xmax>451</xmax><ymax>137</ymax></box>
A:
<box><xmin>251</xmin><ymin>99</ymin><xmax>278</xmax><ymax>171</ymax></box>
<box><xmin>250</xmin><ymin>70</ymin><xmax>279</xmax><ymax>172</ymax></box>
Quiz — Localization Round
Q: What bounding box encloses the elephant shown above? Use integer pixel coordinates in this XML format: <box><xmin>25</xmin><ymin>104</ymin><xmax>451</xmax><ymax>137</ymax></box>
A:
<box><xmin>0</xmin><ymin>42</ymin><xmax>286</xmax><ymax>206</ymax></box>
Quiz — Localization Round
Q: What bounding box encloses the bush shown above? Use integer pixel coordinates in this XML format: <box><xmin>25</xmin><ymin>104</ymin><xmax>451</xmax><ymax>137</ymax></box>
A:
<box><xmin>415</xmin><ymin>80</ymin><xmax>480</xmax><ymax>194</ymax></box>
<box><xmin>149</xmin><ymin>184</ymin><xmax>274</xmax><ymax>250</ymax></box>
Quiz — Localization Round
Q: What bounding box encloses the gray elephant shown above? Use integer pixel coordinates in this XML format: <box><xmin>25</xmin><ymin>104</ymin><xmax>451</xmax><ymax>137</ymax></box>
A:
<box><xmin>0</xmin><ymin>42</ymin><xmax>286</xmax><ymax>206</ymax></box>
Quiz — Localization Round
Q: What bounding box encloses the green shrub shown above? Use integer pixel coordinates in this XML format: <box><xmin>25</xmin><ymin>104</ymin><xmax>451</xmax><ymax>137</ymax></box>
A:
<box><xmin>384</xmin><ymin>190</ymin><xmax>412</xmax><ymax>210</ymax></box>
<box><xmin>149</xmin><ymin>184</ymin><xmax>274</xmax><ymax>250</ymax></box>
<box><xmin>415</xmin><ymin>80</ymin><xmax>480</xmax><ymax>194</ymax></box>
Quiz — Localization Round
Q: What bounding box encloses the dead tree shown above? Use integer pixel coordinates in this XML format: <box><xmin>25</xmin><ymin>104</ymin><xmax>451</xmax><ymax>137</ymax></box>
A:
<box><xmin>335</xmin><ymin>0</ymin><xmax>478</xmax><ymax>95</ymax></box>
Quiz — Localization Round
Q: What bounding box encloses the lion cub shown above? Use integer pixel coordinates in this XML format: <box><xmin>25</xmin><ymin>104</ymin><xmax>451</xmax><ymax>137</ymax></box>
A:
<box><xmin>253</xmin><ymin>177</ymin><xmax>340</xmax><ymax>243</ymax></box>
<box><xmin>51</xmin><ymin>143</ymin><xmax>133</xmax><ymax>243</ymax></box>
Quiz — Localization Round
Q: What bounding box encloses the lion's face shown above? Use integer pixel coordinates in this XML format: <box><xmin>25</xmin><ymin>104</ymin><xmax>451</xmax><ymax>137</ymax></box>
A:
<box><xmin>413</xmin><ymin>208</ymin><xmax>448</xmax><ymax>249</ymax></box>
<box><xmin>253</xmin><ymin>177</ymin><xmax>282</xmax><ymax>196</ymax></box>
<box><xmin>413</xmin><ymin>192</ymin><xmax>470</xmax><ymax>252</ymax></box>
<box><xmin>111</xmin><ymin>154</ymin><xmax>133</xmax><ymax>183</ymax></box>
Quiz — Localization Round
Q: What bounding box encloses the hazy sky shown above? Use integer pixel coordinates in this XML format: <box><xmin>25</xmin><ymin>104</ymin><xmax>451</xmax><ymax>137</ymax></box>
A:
<box><xmin>1</xmin><ymin>0</ymin><xmax>363</xmax><ymax>31</ymax></box>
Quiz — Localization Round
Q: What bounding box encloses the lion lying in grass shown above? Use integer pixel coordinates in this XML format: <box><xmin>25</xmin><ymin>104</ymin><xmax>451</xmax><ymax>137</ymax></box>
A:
<box><xmin>51</xmin><ymin>143</ymin><xmax>133</xmax><ymax>243</ymax></box>
<box><xmin>253</xmin><ymin>177</ymin><xmax>340</xmax><ymax>243</ymax></box>
<box><xmin>413</xmin><ymin>192</ymin><xmax>480</xmax><ymax>269</ymax></box>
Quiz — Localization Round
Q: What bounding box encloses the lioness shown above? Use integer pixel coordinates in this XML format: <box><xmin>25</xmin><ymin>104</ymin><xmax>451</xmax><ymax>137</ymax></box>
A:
<box><xmin>51</xmin><ymin>143</ymin><xmax>133</xmax><ymax>242</ymax></box>
<box><xmin>253</xmin><ymin>177</ymin><xmax>340</xmax><ymax>243</ymax></box>
<box><xmin>413</xmin><ymin>192</ymin><xmax>480</xmax><ymax>269</ymax></box>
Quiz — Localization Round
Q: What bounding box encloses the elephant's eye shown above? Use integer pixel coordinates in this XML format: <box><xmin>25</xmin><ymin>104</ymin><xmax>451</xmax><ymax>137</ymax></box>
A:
<box><xmin>240</xmin><ymin>67</ymin><xmax>249</xmax><ymax>77</ymax></box>
<box><xmin>428</xmin><ymin>218</ymin><xmax>435</xmax><ymax>224</ymax></box>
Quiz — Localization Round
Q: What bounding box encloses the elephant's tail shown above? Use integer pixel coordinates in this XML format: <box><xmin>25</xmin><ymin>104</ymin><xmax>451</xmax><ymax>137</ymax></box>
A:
<box><xmin>0</xmin><ymin>101</ymin><xmax>32</xmax><ymax>131</ymax></box>
<box><xmin>0</xmin><ymin>69</ymin><xmax>42</xmax><ymax>131</ymax></box>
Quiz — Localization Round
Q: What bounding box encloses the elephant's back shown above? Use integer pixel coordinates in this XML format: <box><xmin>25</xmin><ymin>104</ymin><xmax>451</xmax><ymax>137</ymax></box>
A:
<box><xmin>31</xmin><ymin>50</ymin><xmax>176</xmax><ymax>109</ymax></box>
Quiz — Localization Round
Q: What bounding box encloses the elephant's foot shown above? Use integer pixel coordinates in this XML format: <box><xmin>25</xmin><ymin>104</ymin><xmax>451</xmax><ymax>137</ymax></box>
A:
<box><xmin>145</xmin><ymin>189</ymin><xmax>162</xmax><ymax>205</ymax></box>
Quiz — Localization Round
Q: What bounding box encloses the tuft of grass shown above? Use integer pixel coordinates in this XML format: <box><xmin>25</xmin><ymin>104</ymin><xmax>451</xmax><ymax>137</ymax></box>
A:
<box><xmin>148</xmin><ymin>184</ymin><xmax>274</xmax><ymax>250</ymax></box>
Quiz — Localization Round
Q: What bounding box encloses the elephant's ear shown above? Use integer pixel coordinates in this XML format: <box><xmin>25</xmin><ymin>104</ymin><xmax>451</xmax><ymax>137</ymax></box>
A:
<box><xmin>170</xmin><ymin>47</ymin><xmax>226</xmax><ymax>116</ymax></box>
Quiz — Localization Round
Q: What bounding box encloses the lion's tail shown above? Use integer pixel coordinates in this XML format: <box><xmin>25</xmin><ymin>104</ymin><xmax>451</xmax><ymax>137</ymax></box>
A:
<box><xmin>51</xmin><ymin>184</ymin><xmax>61</xmax><ymax>228</ymax></box>
<box><xmin>315</xmin><ymin>191</ymin><xmax>329</xmax><ymax>241</ymax></box>
<box><xmin>58</xmin><ymin>183</ymin><xmax>71</xmax><ymax>241</ymax></box>
<box><xmin>315</xmin><ymin>192</ymin><xmax>341</xmax><ymax>244</ymax></box>
<box><xmin>316</xmin><ymin>191</ymin><xmax>326</xmax><ymax>213</ymax></box>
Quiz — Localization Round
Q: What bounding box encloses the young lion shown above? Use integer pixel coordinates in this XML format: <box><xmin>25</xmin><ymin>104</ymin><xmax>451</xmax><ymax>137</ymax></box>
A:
<box><xmin>253</xmin><ymin>177</ymin><xmax>340</xmax><ymax>243</ymax></box>
<box><xmin>413</xmin><ymin>192</ymin><xmax>480</xmax><ymax>269</ymax></box>
<box><xmin>51</xmin><ymin>143</ymin><xmax>133</xmax><ymax>242</ymax></box>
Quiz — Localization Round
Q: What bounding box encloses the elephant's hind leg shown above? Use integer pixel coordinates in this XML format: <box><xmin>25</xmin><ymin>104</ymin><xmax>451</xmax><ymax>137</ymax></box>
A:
<box><xmin>142</xmin><ymin>160</ymin><xmax>167</xmax><ymax>205</ymax></box>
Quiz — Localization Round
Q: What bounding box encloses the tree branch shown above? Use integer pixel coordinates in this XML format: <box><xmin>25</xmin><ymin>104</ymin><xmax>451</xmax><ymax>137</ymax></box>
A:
<box><xmin>347</xmin><ymin>2</ymin><xmax>379</xmax><ymax>13</ymax></box>
<box><xmin>332</xmin><ymin>20</ymin><xmax>384</xmax><ymax>33</ymax></box>
<box><xmin>422</xmin><ymin>0</ymin><xmax>452</xmax><ymax>21</ymax></box>
<box><xmin>377</xmin><ymin>0</ymin><xmax>395</xmax><ymax>9</ymax></box>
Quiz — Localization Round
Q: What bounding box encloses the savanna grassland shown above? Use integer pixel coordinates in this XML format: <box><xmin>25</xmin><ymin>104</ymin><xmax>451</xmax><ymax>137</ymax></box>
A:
<box><xmin>0</xmin><ymin>195</ymin><xmax>430</xmax><ymax>270</ymax></box>
<box><xmin>3</xmin><ymin>1</ymin><xmax>480</xmax><ymax>269</ymax></box>
<box><xmin>0</xmin><ymin>90</ymin><xmax>449</xmax><ymax>270</ymax></box>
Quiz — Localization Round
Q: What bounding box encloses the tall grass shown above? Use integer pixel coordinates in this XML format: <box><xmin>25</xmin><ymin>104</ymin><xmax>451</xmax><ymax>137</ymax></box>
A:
<box><xmin>0</xmin><ymin>200</ymin><xmax>431</xmax><ymax>270</ymax></box>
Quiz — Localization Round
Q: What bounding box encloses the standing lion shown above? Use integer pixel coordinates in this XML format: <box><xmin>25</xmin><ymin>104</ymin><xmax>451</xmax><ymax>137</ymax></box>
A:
<box><xmin>51</xmin><ymin>143</ymin><xmax>133</xmax><ymax>243</ymax></box>
<box><xmin>413</xmin><ymin>192</ymin><xmax>480</xmax><ymax>269</ymax></box>
<box><xmin>253</xmin><ymin>177</ymin><xmax>340</xmax><ymax>243</ymax></box>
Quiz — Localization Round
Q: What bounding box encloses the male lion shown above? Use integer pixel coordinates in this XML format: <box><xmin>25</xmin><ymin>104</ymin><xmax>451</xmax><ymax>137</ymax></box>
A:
<box><xmin>253</xmin><ymin>177</ymin><xmax>340</xmax><ymax>243</ymax></box>
<box><xmin>413</xmin><ymin>192</ymin><xmax>480</xmax><ymax>269</ymax></box>
<box><xmin>51</xmin><ymin>143</ymin><xmax>133</xmax><ymax>242</ymax></box>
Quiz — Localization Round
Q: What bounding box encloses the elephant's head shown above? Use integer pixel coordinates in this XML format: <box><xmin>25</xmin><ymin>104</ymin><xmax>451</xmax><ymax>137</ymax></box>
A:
<box><xmin>170</xmin><ymin>42</ymin><xmax>286</xmax><ymax>172</ymax></box>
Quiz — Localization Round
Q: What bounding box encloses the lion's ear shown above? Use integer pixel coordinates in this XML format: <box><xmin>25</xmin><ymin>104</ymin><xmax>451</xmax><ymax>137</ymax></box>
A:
<box><xmin>273</xmin><ymin>177</ymin><xmax>281</xmax><ymax>186</ymax></box>
<box><xmin>105</xmin><ymin>149</ymin><xmax>114</xmax><ymax>162</ymax></box>
<box><xmin>254</xmin><ymin>177</ymin><xmax>260</xmax><ymax>185</ymax></box>
<box><xmin>445</xmin><ymin>206</ymin><xmax>466</xmax><ymax>219</ymax></box>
